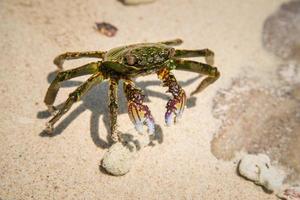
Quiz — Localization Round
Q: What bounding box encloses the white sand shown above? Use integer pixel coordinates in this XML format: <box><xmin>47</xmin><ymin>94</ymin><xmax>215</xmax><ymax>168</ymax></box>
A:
<box><xmin>0</xmin><ymin>0</ymin><xmax>284</xmax><ymax>199</ymax></box>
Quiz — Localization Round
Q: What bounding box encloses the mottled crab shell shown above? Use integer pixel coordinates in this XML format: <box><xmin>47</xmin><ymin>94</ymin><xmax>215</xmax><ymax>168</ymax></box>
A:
<box><xmin>104</xmin><ymin>43</ymin><xmax>175</xmax><ymax>70</ymax></box>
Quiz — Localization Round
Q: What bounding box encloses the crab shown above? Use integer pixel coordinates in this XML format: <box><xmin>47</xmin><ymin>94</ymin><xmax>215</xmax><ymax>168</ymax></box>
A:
<box><xmin>44</xmin><ymin>39</ymin><xmax>220</xmax><ymax>142</ymax></box>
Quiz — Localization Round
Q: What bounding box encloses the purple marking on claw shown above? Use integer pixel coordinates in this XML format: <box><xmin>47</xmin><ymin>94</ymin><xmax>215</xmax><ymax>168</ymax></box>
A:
<box><xmin>128</xmin><ymin>101</ymin><xmax>155</xmax><ymax>134</ymax></box>
<box><xmin>146</xmin><ymin>118</ymin><xmax>155</xmax><ymax>135</ymax></box>
<box><xmin>165</xmin><ymin>110</ymin><xmax>174</xmax><ymax>126</ymax></box>
<box><xmin>164</xmin><ymin>90</ymin><xmax>186</xmax><ymax>126</ymax></box>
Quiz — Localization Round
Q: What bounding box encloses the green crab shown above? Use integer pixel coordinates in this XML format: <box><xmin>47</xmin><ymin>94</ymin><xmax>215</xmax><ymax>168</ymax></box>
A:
<box><xmin>44</xmin><ymin>39</ymin><xmax>220</xmax><ymax>142</ymax></box>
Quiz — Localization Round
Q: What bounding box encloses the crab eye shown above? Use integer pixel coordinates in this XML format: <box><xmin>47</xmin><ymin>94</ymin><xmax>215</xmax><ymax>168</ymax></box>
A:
<box><xmin>125</xmin><ymin>54</ymin><xmax>136</xmax><ymax>65</ymax></box>
<box><xmin>168</xmin><ymin>48</ymin><xmax>176</xmax><ymax>58</ymax></box>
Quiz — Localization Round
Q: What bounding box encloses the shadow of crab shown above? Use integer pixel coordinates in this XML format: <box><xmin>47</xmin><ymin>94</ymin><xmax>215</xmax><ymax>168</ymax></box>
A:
<box><xmin>37</xmin><ymin>70</ymin><xmax>199</xmax><ymax>149</ymax></box>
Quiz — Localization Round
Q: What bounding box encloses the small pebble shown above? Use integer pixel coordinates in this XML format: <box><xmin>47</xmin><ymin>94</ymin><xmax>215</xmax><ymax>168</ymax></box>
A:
<box><xmin>238</xmin><ymin>153</ymin><xmax>285</xmax><ymax>193</ymax></box>
<box><xmin>95</xmin><ymin>22</ymin><xmax>118</xmax><ymax>37</ymax></box>
<box><xmin>101</xmin><ymin>142</ymin><xmax>138</xmax><ymax>176</ymax></box>
<box><xmin>101</xmin><ymin>129</ymin><xmax>152</xmax><ymax>176</ymax></box>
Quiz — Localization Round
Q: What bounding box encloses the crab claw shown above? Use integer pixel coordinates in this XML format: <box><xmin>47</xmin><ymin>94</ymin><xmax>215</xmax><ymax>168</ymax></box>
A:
<box><xmin>157</xmin><ymin>69</ymin><xmax>187</xmax><ymax>126</ymax></box>
<box><xmin>165</xmin><ymin>90</ymin><xmax>186</xmax><ymax>126</ymax></box>
<box><xmin>124</xmin><ymin>82</ymin><xmax>155</xmax><ymax>135</ymax></box>
<box><xmin>128</xmin><ymin>101</ymin><xmax>155</xmax><ymax>134</ymax></box>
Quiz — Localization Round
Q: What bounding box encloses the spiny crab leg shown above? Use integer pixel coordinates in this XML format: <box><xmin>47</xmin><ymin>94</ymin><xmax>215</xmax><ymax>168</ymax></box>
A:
<box><xmin>123</xmin><ymin>80</ymin><xmax>155</xmax><ymax>135</ymax></box>
<box><xmin>157</xmin><ymin>68</ymin><xmax>187</xmax><ymax>126</ymax></box>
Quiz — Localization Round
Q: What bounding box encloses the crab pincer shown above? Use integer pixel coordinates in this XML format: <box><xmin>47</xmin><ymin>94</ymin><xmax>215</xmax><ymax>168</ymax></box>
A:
<box><xmin>158</xmin><ymin>69</ymin><xmax>187</xmax><ymax>126</ymax></box>
<box><xmin>124</xmin><ymin>81</ymin><xmax>155</xmax><ymax>134</ymax></box>
<box><xmin>165</xmin><ymin>87</ymin><xmax>186</xmax><ymax>126</ymax></box>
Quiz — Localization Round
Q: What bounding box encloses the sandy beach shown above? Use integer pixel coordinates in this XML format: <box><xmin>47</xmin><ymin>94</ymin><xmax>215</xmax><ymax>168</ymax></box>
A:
<box><xmin>1</xmin><ymin>0</ymin><xmax>298</xmax><ymax>199</ymax></box>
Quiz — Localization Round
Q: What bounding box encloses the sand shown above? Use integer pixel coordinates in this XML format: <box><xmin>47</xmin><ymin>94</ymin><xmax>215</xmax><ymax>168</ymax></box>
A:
<box><xmin>0</xmin><ymin>0</ymin><xmax>290</xmax><ymax>199</ymax></box>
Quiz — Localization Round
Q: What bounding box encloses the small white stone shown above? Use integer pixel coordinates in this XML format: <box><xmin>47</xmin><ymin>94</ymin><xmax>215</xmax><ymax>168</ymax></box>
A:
<box><xmin>101</xmin><ymin>142</ymin><xmax>138</xmax><ymax>176</ymax></box>
<box><xmin>238</xmin><ymin>153</ymin><xmax>285</xmax><ymax>193</ymax></box>
<box><xmin>238</xmin><ymin>153</ymin><xmax>270</xmax><ymax>182</ymax></box>
<box><xmin>101</xmin><ymin>129</ymin><xmax>151</xmax><ymax>176</ymax></box>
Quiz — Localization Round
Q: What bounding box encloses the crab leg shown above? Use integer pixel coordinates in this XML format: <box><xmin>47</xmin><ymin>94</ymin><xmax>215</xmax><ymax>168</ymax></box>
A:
<box><xmin>123</xmin><ymin>80</ymin><xmax>155</xmax><ymax>135</ymax></box>
<box><xmin>157</xmin><ymin>68</ymin><xmax>187</xmax><ymax>126</ymax></box>
<box><xmin>54</xmin><ymin>51</ymin><xmax>106</xmax><ymax>70</ymax></box>
<box><xmin>108</xmin><ymin>78</ymin><xmax>120</xmax><ymax>142</ymax></box>
<box><xmin>44</xmin><ymin>61</ymin><xmax>101</xmax><ymax>114</ymax></box>
<box><xmin>174</xmin><ymin>49</ymin><xmax>215</xmax><ymax>65</ymax></box>
<box><xmin>174</xmin><ymin>59</ymin><xmax>220</xmax><ymax>95</ymax></box>
<box><xmin>45</xmin><ymin>72</ymin><xmax>104</xmax><ymax>133</ymax></box>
